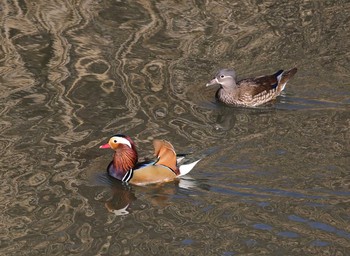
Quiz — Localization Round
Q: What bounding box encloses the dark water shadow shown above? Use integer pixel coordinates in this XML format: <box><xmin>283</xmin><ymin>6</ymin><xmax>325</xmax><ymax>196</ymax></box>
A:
<box><xmin>276</xmin><ymin>94</ymin><xmax>350</xmax><ymax>111</ymax></box>
<box><xmin>90</xmin><ymin>173</ymin><xmax>211</xmax><ymax>215</ymax></box>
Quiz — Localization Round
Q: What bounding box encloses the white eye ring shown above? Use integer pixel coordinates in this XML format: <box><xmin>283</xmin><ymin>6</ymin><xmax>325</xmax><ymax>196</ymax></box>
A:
<box><xmin>220</xmin><ymin>75</ymin><xmax>224</xmax><ymax>78</ymax></box>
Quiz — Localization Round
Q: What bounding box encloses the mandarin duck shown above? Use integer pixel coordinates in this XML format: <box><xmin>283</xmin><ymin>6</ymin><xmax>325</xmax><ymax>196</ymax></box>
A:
<box><xmin>99</xmin><ymin>134</ymin><xmax>200</xmax><ymax>186</ymax></box>
<box><xmin>206</xmin><ymin>67</ymin><xmax>297</xmax><ymax>107</ymax></box>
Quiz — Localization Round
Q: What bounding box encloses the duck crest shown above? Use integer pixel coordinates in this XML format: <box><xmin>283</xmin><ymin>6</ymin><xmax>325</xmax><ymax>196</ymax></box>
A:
<box><xmin>109</xmin><ymin>144</ymin><xmax>138</xmax><ymax>179</ymax></box>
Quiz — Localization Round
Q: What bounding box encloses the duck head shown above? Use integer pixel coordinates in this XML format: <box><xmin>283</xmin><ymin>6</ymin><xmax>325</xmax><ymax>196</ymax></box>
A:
<box><xmin>100</xmin><ymin>134</ymin><xmax>136</xmax><ymax>150</ymax></box>
<box><xmin>100</xmin><ymin>134</ymin><xmax>138</xmax><ymax>179</ymax></box>
<box><xmin>206</xmin><ymin>69</ymin><xmax>237</xmax><ymax>89</ymax></box>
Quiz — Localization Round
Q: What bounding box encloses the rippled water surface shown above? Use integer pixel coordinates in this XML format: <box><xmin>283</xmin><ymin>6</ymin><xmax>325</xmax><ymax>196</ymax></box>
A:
<box><xmin>1</xmin><ymin>0</ymin><xmax>350</xmax><ymax>255</ymax></box>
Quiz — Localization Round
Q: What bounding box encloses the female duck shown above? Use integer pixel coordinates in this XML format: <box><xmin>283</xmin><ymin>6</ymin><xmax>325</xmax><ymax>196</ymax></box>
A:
<box><xmin>206</xmin><ymin>67</ymin><xmax>297</xmax><ymax>107</ymax></box>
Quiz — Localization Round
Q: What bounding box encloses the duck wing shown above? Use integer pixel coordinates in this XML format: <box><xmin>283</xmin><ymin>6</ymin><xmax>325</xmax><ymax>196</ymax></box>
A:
<box><xmin>153</xmin><ymin>139</ymin><xmax>179</xmax><ymax>175</ymax></box>
<box><xmin>237</xmin><ymin>68</ymin><xmax>297</xmax><ymax>101</ymax></box>
<box><xmin>238</xmin><ymin>70</ymin><xmax>282</xmax><ymax>96</ymax></box>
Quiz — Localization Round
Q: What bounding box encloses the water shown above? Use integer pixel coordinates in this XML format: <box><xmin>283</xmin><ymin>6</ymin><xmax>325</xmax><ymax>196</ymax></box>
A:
<box><xmin>1</xmin><ymin>0</ymin><xmax>349</xmax><ymax>255</ymax></box>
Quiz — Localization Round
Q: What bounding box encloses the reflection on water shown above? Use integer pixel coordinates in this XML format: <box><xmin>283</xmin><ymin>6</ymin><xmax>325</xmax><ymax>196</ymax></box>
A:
<box><xmin>1</xmin><ymin>0</ymin><xmax>350</xmax><ymax>255</ymax></box>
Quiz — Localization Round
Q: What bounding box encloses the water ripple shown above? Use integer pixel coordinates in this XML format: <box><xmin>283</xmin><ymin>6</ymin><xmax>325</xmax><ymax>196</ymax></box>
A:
<box><xmin>1</xmin><ymin>0</ymin><xmax>350</xmax><ymax>255</ymax></box>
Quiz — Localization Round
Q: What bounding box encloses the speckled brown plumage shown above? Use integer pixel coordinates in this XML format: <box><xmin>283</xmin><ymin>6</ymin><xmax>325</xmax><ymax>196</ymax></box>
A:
<box><xmin>206</xmin><ymin>68</ymin><xmax>297</xmax><ymax>107</ymax></box>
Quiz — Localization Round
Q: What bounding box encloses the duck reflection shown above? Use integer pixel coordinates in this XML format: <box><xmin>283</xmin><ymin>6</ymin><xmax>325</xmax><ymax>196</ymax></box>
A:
<box><xmin>213</xmin><ymin>104</ymin><xmax>276</xmax><ymax>132</ymax></box>
<box><xmin>93</xmin><ymin>173</ymin><xmax>199</xmax><ymax>215</ymax></box>
<box><xmin>104</xmin><ymin>179</ymin><xmax>136</xmax><ymax>215</ymax></box>
<box><xmin>92</xmin><ymin>173</ymin><xmax>135</xmax><ymax>215</ymax></box>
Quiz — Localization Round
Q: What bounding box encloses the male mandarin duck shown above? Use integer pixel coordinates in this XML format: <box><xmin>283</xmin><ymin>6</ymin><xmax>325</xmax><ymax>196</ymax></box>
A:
<box><xmin>99</xmin><ymin>134</ymin><xmax>200</xmax><ymax>186</ymax></box>
<box><xmin>206</xmin><ymin>67</ymin><xmax>297</xmax><ymax>107</ymax></box>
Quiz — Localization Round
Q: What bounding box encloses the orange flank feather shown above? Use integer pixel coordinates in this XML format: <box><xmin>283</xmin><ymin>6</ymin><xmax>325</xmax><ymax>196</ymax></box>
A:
<box><xmin>153</xmin><ymin>140</ymin><xmax>179</xmax><ymax>175</ymax></box>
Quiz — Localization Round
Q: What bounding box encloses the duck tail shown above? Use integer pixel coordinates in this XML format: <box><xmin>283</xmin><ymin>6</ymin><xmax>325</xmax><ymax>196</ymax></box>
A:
<box><xmin>178</xmin><ymin>159</ymin><xmax>201</xmax><ymax>177</ymax></box>
<box><xmin>276</xmin><ymin>67</ymin><xmax>298</xmax><ymax>93</ymax></box>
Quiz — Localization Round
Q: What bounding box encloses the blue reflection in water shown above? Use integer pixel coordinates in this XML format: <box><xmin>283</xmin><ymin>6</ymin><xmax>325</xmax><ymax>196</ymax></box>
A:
<box><xmin>222</xmin><ymin>251</ymin><xmax>236</xmax><ymax>256</ymax></box>
<box><xmin>277</xmin><ymin>231</ymin><xmax>299</xmax><ymax>238</ymax></box>
<box><xmin>211</xmin><ymin>182</ymin><xmax>323</xmax><ymax>200</ymax></box>
<box><xmin>210</xmin><ymin>186</ymin><xmax>269</xmax><ymax>198</ymax></box>
<box><xmin>289</xmin><ymin>215</ymin><xmax>350</xmax><ymax>239</ymax></box>
<box><xmin>253</xmin><ymin>223</ymin><xmax>273</xmax><ymax>231</ymax></box>
<box><xmin>263</xmin><ymin>188</ymin><xmax>322</xmax><ymax>199</ymax></box>
<box><xmin>288</xmin><ymin>215</ymin><xmax>307</xmax><ymax>223</ymax></box>
<box><xmin>181</xmin><ymin>239</ymin><xmax>194</xmax><ymax>245</ymax></box>
<box><xmin>257</xmin><ymin>202</ymin><xmax>270</xmax><ymax>207</ymax></box>
<box><xmin>253</xmin><ymin>222</ymin><xmax>300</xmax><ymax>239</ymax></box>
<box><xmin>311</xmin><ymin>240</ymin><xmax>330</xmax><ymax>247</ymax></box>
<box><xmin>309</xmin><ymin>222</ymin><xmax>336</xmax><ymax>233</ymax></box>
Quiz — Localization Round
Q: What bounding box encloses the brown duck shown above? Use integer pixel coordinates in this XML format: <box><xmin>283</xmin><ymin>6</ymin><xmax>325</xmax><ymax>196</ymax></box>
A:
<box><xmin>206</xmin><ymin>68</ymin><xmax>297</xmax><ymax>107</ymax></box>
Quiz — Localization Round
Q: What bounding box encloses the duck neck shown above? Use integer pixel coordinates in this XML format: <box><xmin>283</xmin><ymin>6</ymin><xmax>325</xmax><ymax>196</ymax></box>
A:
<box><xmin>111</xmin><ymin>145</ymin><xmax>138</xmax><ymax>178</ymax></box>
<box><xmin>218</xmin><ymin>83</ymin><xmax>237</xmax><ymax>100</ymax></box>
<box><xmin>221</xmin><ymin>85</ymin><xmax>236</xmax><ymax>93</ymax></box>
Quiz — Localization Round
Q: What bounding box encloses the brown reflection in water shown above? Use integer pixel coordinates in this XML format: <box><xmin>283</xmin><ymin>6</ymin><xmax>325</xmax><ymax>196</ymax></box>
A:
<box><xmin>102</xmin><ymin>177</ymin><xmax>183</xmax><ymax>216</ymax></box>
<box><xmin>0</xmin><ymin>0</ymin><xmax>350</xmax><ymax>255</ymax></box>
<box><xmin>104</xmin><ymin>181</ymin><xmax>136</xmax><ymax>216</ymax></box>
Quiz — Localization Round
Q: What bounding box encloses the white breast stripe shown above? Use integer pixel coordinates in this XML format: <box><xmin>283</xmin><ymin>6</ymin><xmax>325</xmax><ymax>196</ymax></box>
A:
<box><xmin>122</xmin><ymin>169</ymin><xmax>133</xmax><ymax>182</ymax></box>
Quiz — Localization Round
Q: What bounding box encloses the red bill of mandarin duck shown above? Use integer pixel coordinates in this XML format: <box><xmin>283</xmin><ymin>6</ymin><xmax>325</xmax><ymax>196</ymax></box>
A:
<box><xmin>206</xmin><ymin>67</ymin><xmax>297</xmax><ymax>107</ymax></box>
<box><xmin>99</xmin><ymin>134</ymin><xmax>200</xmax><ymax>186</ymax></box>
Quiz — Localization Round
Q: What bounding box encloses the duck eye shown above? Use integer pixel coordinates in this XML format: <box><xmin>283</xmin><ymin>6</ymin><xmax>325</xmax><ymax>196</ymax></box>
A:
<box><xmin>220</xmin><ymin>75</ymin><xmax>225</xmax><ymax>78</ymax></box>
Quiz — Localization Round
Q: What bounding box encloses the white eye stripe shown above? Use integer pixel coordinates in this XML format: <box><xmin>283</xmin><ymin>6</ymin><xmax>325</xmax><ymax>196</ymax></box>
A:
<box><xmin>111</xmin><ymin>137</ymin><xmax>132</xmax><ymax>148</ymax></box>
